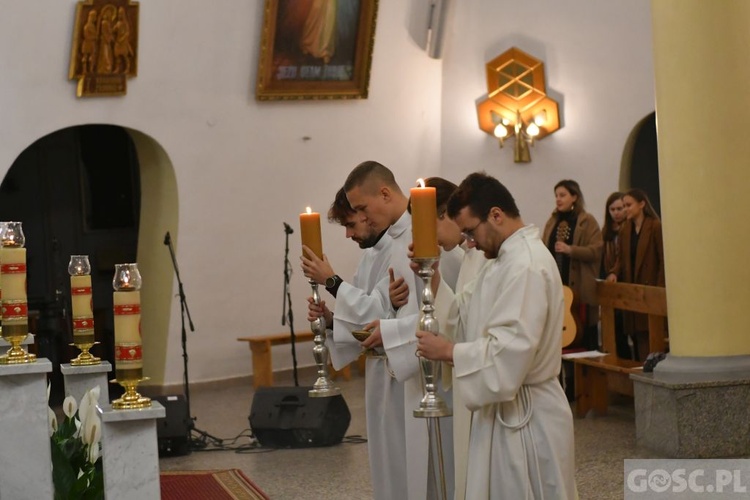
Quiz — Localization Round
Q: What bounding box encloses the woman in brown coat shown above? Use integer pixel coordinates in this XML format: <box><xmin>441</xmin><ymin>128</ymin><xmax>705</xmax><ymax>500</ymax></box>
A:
<box><xmin>606</xmin><ymin>188</ymin><xmax>665</xmax><ymax>360</ymax></box>
<box><xmin>601</xmin><ymin>191</ymin><xmax>629</xmax><ymax>357</ymax></box>
<box><xmin>543</xmin><ymin>180</ymin><xmax>603</xmax><ymax>350</ymax></box>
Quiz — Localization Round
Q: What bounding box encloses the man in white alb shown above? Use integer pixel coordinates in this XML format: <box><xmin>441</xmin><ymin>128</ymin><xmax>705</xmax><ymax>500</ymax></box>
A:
<box><xmin>416</xmin><ymin>172</ymin><xmax>576</xmax><ymax>499</ymax></box>
<box><xmin>302</xmin><ymin>187</ymin><xmax>390</xmax><ymax>370</ymax></box>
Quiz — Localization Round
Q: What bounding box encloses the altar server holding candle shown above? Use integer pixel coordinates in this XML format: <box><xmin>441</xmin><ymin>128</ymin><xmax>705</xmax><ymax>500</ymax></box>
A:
<box><xmin>334</xmin><ymin>161</ymin><xmax>453</xmax><ymax>500</ymax></box>
<box><xmin>415</xmin><ymin>173</ymin><xmax>576</xmax><ymax>499</ymax></box>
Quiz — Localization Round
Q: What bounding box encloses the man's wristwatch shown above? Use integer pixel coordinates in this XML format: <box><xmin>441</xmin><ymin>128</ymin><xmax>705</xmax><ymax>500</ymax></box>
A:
<box><xmin>325</xmin><ymin>274</ymin><xmax>342</xmax><ymax>290</ymax></box>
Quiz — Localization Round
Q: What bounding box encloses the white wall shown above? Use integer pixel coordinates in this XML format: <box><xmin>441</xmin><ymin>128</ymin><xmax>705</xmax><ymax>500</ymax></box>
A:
<box><xmin>0</xmin><ymin>0</ymin><xmax>658</xmax><ymax>385</ymax></box>
<box><xmin>0</xmin><ymin>0</ymin><xmax>442</xmax><ymax>384</ymax></box>
<box><xmin>439</xmin><ymin>0</ymin><xmax>656</xmax><ymax>228</ymax></box>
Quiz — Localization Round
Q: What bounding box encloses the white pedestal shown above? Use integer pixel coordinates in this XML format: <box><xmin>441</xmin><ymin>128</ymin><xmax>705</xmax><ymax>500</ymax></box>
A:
<box><xmin>98</xmin><ymin>402</ymin><xmax>165</xmax><ymax>500</ymax></box>
<box><xmin>0</xmin><ymin>359</ymin><xmax>54</xmax><ymax>500</ymax></box>
<box><xmin>61</xmin><ymin>361</ymin><xmax>112</xmax><ymax>405</ymax></box>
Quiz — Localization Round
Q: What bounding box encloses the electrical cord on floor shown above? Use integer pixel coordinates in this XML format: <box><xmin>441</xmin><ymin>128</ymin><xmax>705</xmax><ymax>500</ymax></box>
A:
<box><xmin>190</xmin><ymin>428</ymin><xmax>274</xmax><ymax>454</ymax></box>
<box><xmin>341</xmin><ymin>434</ymin><xmax>368</xmax><ymax>444</ymax></box>
<box><xmin>189</xmin><ymin>430</ymin><xmax>368</xmax><ymax>453</ymax></box>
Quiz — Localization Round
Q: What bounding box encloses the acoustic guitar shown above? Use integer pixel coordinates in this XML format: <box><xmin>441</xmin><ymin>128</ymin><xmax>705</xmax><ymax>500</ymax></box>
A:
<box><xmin>561</xmin><ymin>285</ymin><xmax>577</xmax><ymax>347</ymax></box>
<box><xmin>556</xmin><ymin>221</ymin><xmax>579</xmax><ymax>347</ymax></box>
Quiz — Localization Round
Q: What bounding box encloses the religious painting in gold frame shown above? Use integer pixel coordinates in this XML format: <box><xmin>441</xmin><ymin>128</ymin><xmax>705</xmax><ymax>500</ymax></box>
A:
<box><xmin>68</xmin><ymin>0</ymin><xmax>139</xmax><ymax>97</ymax></box>
<box><xmin>256</xmin><ymin>0</ymin><xmax>378</xmax><ymax>100</ymax></box>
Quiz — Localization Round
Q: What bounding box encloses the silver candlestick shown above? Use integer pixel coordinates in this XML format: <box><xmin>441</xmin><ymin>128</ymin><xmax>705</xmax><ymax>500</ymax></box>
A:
<box><xmin>308</xmin><ymin>279</ymin><xmax>340</xmax><ymax>398</ymax></box>
<box><xmin>413</xmin><ymin>257</ymin><xmax>451</xmax><ymax>500</ymax></box>
<box><xmin>413</xmin><ymin>258</ymin><xmax>451</xmax><ymax>418</ymax></box>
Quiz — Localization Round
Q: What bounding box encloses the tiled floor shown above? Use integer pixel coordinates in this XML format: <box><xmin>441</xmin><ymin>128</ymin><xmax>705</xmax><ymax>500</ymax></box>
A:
<box><xmin>157</xmin><ymin>369</ymin><xmax>657</xmax><ymax>500</ymax></box>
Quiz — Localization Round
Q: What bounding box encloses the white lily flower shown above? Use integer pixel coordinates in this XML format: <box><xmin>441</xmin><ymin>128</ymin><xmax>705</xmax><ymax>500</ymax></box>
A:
<box><xmin>47</xmin><ymin>381</ymin><xmax>51</xmax><ymax>403</ymax></box>
<box><xmin>63</xmin><ymin>396</ymin><xmax>78</xmax><ymax>419</ymax></box>
<box><xmin>78</xmin><ymin>386</ymin><xmax>101</xmax><ymax>430</ymax></box>
<box><xmin>48</xmin><ymin>408</ymin><xmax>58</xmax><ymax>437</ymax></box>
<box><xmin>74</xmin><ymin>418</ymin><xmax>82</xmax><ymax>438</ymax></box>
<box><xmin>83</xmin><ymin>413</ymin><xmax>101</xmax><ymax>447</ymax></box>
<box><xmin>88</xmin><ymin>385</ymin><xmax>101</xmax><ymax>403</ymax></box>
<box><xmin>88</xmin><ymin>442</ymin><xmax>100</xmax><ymax>464</ymax></box>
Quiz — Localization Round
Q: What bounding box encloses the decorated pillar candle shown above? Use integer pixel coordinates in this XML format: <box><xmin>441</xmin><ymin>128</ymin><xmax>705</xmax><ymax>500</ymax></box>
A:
<box><xmin>1</xmin><ymin>246</ymin><xmax>28</xmax><ymax>337</ymax></box>
<box><xmin>410</xmin><ymin>179</ymin><xmax>439</xmax><ymax>259</ymax></box>
<box><xmin>300</xmin><ymin>207</ymin><xmax>323</xmax><ymax>259</ymax></box>
<box><xmin>113</xmin><ymin>263</ymin><xmax>142</xmax><ymax>381</ymax></box>
<box><xmin>71</xmin><ymin>274</ymin><xmax>95</xmax><ymax>344</ymax></box>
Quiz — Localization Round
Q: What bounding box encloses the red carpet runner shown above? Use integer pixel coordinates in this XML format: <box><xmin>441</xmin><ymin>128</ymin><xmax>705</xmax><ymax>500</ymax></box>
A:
<box><xmin>160</xmin><ymin>469</ymin><xmax>270</xmax><ymax>500</ymax></box>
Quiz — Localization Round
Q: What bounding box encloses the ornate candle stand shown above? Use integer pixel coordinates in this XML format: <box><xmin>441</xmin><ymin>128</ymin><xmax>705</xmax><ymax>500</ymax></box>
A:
<box><xmin>308</xmin><ymin>279</ymin><xmax>340</xmax><ymax>398</ymax></box>
<box><xmin>69</xmin><ymin>255</ymin><xmax>101</xmax><ymax>366</ymax></box>
<box><xmin>413</xmin><ymin>257</ymin><xmax>451</xmax><ymax>500</ymax></box>
<box><xmin>413</xmin><ymin>258</ymin><xmax>451</xmax><ymax>418</ymax></box>
<box><xmin>0</xmin><ymin>221</ymin><xmax>35</xmax><ymax>364</ymax></box>
<box><xmin>111</xmin><ymin>263</ymin><xmax>151</xmax><ymax>409</ymax></box>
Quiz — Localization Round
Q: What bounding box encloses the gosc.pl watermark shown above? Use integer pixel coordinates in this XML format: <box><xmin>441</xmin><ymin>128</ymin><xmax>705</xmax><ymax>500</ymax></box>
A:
<box><xmin>625</xmin><ymin>460</ymin><xmax>750</xmax><ymax>498</ymax></box>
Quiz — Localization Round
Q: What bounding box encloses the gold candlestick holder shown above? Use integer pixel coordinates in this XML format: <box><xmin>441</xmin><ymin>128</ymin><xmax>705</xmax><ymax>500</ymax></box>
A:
<box><xmin>111</xmin><ymin>367</ymin><xmax>151</xmax><ymax>409</ymax></box>
<box><xmin>70</xmin><ymin>338</ymin><xmax>101</xmax><ymax>366</ymax></box>
<box><xmin>412</xmin><ymin>257</ymin><xmax>451</xmax><ymax>500</ymax></box>
<box><xmin>308</xmin><ymin>279</ymin><xmax>340</xmax><ymax>398</ymax></box>
<box><xmin>69</xmin><ymin>255</ymin><xmax>101</xmax><ymax>365</ymax></box>
<box><xmin>0</xmin><ymin>222</ymin><xmax>35</xmax><ymax>364</ymax></box>
<box><xmin>0</xmin><ymin>328</ymin><xmax>36</xmax><ymax>364</ymax></box>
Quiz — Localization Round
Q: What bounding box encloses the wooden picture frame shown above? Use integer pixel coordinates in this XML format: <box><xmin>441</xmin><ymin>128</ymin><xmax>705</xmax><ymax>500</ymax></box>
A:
<box><xmin>255</xmin><ymin>0</ymin><xmax>378</xmax><ymax>100</ymax></box>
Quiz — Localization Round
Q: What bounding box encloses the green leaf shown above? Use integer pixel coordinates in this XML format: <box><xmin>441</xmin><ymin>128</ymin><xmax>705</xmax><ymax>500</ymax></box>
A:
<box><xmin>50</xmin><ymin>437</ymin><xmax>77</xmax><ymax>499</ymax></box>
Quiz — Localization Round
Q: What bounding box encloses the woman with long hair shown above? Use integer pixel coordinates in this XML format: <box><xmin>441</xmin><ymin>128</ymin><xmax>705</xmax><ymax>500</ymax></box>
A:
<box><xmin>601</xmin><ymin>192</ymin><xmax>625</xmax><ymax>277</ymax></box>
<box><xmin>542</xmin><ymin>179</ymin><xmax>603</xmax><ymax>350</ymax></box>
<box><xmin>601</xmin><ymin>192</ymin><xmax>629</xmax><ymax>357</ymax></box>
<box><xmin>606</xmin><ymin>188</ymin><xmax>665</xmax><ymax>360</ymax></box>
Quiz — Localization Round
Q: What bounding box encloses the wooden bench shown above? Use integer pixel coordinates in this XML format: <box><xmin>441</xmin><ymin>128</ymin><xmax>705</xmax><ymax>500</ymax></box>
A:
<box><xmin>573</xmin><ymin>281</ymin><xmax>667</xmax><ymax>417</ymax></box>
<box><xmin>237</xmin><ymin>332</ymin><xmax>355</xmax><ymax>389</ymax></box>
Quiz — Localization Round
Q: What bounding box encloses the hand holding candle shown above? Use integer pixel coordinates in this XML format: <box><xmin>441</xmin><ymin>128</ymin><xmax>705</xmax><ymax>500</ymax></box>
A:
<box><xmin>410</xmin><ymin>179</ymin><xmax>439</xmax><ymax>259</ymax></box>
<box><xmin>300</xmin><ymin>207</ymin><xmax>323</xmax><ymax>259</ymax></box>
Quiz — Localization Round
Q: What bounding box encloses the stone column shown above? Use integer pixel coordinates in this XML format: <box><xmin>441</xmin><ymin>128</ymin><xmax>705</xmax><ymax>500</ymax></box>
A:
<box><xmin>98</xmin><ymin>402</ymin><xmax>166</xmax><ymax>500</ymax></box>
<box><xmin>631</xmin><ymin>0</ymin><xmax>750</xmax><ymax>457</ymax></box>
<box><xmin>0</xmin><ymin>359</ymin><xmax>54</xmax><ymax>499</ymax></box>
<box><xmin>61</xmin><ymin>361</ymin><xmax>112</xmax><ymax>405</ymax></box>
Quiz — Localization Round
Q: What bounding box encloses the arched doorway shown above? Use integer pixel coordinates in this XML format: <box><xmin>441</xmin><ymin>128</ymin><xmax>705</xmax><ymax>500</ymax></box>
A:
<box><xmin>622</xmin><ymin>112</ymin><xmax>661</xmax><ymax>215</ymax></box>
<box><xmin>0</xmin><ymin>125</ymin><xmax>178</xmax><ymax>403</ymax></box>
<box><xmin>0</xmin><ymin>125</ymin><xmax>140</xmax><ymax>403</ymax></box>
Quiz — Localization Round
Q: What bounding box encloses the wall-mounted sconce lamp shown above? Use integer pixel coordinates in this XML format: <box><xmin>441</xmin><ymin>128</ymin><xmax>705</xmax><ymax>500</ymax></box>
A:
<box><xmin>476</xmin><ymin>47</ymin><xmax>561</xmax><ymax>163</ymax></box>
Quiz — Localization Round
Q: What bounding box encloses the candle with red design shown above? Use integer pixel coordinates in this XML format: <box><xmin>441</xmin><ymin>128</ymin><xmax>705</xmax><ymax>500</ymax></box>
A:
<box><xmin>70</xmin><ymin>255</ymin><xmax>95</xmax><ymax>345</ymax></box>
<box><xmin>1</xmin><ymin>247</ymin><xmax>28</xmax><ymax>338</ymax></box>
<box><xmin>113</xmin><ymin>263</ymin><xmax>142</xmax><ymax>380</ymax></box>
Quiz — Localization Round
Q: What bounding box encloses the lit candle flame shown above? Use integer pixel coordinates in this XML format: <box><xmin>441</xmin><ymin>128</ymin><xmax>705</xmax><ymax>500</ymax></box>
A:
<box><xmin>306</xmin><ymin>206</ymin><xmax>312</xmax><ymax>214</ymax></box>
<box><xmin>417</xmin><ymin>178</ymin><xmax>425</xmax><ymax>188</ymax></box>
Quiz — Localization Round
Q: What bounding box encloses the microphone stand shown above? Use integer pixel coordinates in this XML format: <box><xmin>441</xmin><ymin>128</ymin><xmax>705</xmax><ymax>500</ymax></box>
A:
<box><xmin>282</xmin><ymin>223</ymin><xmax>299</xmax><ymax>386</ymax></box>
<box><xmin>164</xmin><ymin>232</ymin><xmax>222</xmax><ymax>450</ymax></box>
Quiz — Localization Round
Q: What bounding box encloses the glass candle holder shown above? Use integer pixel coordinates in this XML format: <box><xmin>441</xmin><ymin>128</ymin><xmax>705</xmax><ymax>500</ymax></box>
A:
<box><xmin>69</xmin><ymin>255</ymin><xmax>99</xmax><ymax>365</ymax></box>
<box><xmin>111</xmin><ymin>263</ymin><xmax>149</xmax><ymax>409</ymax></box>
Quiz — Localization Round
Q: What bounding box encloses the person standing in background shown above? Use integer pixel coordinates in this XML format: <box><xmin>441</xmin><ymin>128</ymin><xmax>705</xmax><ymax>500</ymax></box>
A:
<box><xmin>542</xmin><ymin>180</ymin><xmax>603</xmax><ymax>350</ymax></box>
<box><xmin>601</xmin><ymin>191</ymin><xmax>630</xmax><ymax>358</ymax></box>
<box><xmin>606</xmin><ymin>188</ymin><xmax>665</xmax><ymax>361</ymax></box>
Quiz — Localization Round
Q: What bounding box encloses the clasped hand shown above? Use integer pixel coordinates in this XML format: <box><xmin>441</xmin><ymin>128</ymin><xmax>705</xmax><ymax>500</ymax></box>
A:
<box><xmin>307</xmin><ymin>296</ymin><xmax>333</xmax><ymax>328</ymax></box>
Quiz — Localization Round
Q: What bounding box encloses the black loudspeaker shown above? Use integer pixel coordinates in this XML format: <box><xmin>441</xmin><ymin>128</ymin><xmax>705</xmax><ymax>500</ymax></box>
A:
<box><xmin>249</xmin><ymin>386</ymin><xmax>351</xmax><ymax>448</ymax></box>
<box><xmin>154</xmin><ymin>395</ymin><xmax>192</xmax><ymax>456</ymax></box>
